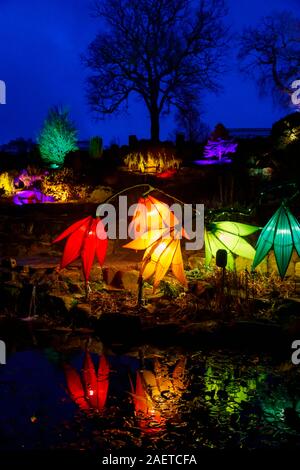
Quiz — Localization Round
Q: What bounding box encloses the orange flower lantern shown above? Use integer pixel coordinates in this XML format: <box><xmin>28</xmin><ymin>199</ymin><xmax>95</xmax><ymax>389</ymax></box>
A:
<box><xmin>128</xmin><ymin>195</ymin><xmax>179</xmax><ymax>239</ymax></box>
<box><xmin>125</xmin><ymin>195</ymin><xmax>188</xmax><ymax>291</ymax></box>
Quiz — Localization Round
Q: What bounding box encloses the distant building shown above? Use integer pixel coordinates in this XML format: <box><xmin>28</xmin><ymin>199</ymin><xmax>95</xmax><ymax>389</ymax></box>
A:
<box><xmin>229</xmin><ymin>128</ymin><xmax>271</xmax><ymax>139</ymax></box>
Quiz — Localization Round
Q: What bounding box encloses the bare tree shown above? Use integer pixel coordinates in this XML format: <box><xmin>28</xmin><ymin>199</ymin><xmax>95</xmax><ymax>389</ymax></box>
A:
<box><xmin>84</xmin><ymin>0</ymin><xmax>229</xmax><ymax>142</ymax></box>
<box><xmin>175</xmin><ymin>92</ymin><xmax>209</xmax><ymax>143</ymax></box>
<box><xmin>238</xmin><ymin>12</ymin><xmax>300</xmax><ymax>106</ymax></box>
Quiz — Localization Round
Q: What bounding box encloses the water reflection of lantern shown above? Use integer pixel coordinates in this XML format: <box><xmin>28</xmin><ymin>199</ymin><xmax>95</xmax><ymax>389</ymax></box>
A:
<box><xmin>64</xmin><ymin>352</ymin><xmax>110</xmax><ymax>412</ymax></box>
<box><xmin>130</xmin><ymin>357</ymin><xmax>187</xmax><ymax>432</ymax></box>
<box><xmin>204</xmin><ymin>360</ymin><xmax>264</xmax><ymax>416</ymax></box>
<box><xmin>130</xmin><ymin>371</ymin><xmax>163</xmax><ymax>432</ymax></box>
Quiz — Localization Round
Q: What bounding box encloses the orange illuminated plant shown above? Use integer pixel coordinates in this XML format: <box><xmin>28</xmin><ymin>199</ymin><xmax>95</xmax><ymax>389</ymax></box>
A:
<box><xmin>53</xmin><ymin>216</ymin><xmax>107</xmax><ymax>283</ymax></box>
<box><xmin>64</xmin><ymin>352</ymin><xmax>110</xmax><ymax>412</ymax></box>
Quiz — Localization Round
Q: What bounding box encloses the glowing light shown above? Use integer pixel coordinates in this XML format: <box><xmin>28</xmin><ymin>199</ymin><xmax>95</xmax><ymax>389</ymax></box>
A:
<box><xmin>204</xmin><ymin>138</ymin><xmax>237</xmax><ymax>161</ymax></box>
<box><xmin>53</xmin><ymin>216</ymin><xmax>107</xmax><ymax>282</ymax></box>
<box><xmin>13</xmin><ymin>190</ymin><xmax>55</xmax><ymax>205</ymax></box>
<box><xmin>252</xmin><ymin>203</ymin><xmax>300</xmax><ymax>278</ymax></box>
<box><xmin>64</xmin><ymin>352</ymin><xmax>110</xmax><ymax>412</ymax></box>
<box><xmin>205</xmin><ymin>221</ymin><xmax>260</xmax><ymax>270</ymax></box>
<box><xmin>38</xmin><ymin>106</ymin><xmax>78</xmax><ymax>167</ymax></box>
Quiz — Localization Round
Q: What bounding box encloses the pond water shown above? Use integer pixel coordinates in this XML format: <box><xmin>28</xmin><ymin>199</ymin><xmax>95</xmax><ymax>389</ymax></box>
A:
<box><xmin>1</xmin><ymin>327</ymin><xmax>300</xmax><ymax>452</ymax></box>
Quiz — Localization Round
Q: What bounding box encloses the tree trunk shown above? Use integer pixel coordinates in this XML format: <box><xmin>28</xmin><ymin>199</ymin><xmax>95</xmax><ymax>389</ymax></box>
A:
<box><xmin>150</xmin><ymin>108</ymin><xmax>160</xmax><ymax>143</ymax></box>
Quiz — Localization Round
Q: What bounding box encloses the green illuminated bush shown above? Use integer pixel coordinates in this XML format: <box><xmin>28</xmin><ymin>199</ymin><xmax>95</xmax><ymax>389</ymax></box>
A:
<box><xmin>38</xmin><ymin>107</ymin><xmax>78</xmax><ymax>168</ymax></box>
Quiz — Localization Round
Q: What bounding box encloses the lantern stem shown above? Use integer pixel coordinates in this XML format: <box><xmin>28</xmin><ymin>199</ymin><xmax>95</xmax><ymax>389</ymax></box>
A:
<box><xmin>97</xmin><ymin>184</ymin><xmax>155</xmax><ymax>209</ymax></box>
<box><xmin>137</xmin><ymin>274</ymin><xmax>144</xmax><ymax>306</ymax></box>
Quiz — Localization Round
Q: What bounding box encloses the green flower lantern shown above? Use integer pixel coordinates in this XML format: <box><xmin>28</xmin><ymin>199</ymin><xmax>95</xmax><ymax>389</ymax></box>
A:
<box><xmin>252</xmin><ymin>203</ymin><xmax>300</xmax><ymax>278</ymax></box>
<box><xmin>205</xmin><ymin>221</ymin><xmax>260</xmax><ymax>270</ymax></box>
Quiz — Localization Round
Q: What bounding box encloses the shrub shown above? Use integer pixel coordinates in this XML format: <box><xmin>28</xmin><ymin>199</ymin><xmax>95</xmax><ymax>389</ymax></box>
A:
<box><xmin>0</xmin><ymin>172</ymin><xmax>15</xmax><ymax>196</ymax></box>
<box><xmin>38</xmin><ymin>107</ymin><xmax>78</xmax><ymax>168</ymax></box>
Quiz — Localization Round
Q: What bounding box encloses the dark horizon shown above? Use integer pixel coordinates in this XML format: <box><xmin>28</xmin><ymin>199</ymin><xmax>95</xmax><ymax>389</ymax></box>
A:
<box><xmin>0</xmin><ymin>0</ymin><xmax>299</xmax><ymax>146</ymax></box>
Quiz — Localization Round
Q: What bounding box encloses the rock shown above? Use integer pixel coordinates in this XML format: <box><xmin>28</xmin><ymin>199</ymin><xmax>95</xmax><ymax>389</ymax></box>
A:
<box><xmin>188</xmin><ymin>255</ymin><xmax>204</xmax><ymax>270</ymax></box>
<box><xmin>70</xmin><ymin>303</ymin><xmax>93</xmax><ymax>327</ymax></box>
<box><xmin>102</xmin><ymin>266</ymin><xmax>119</xmax><ymax>285</ymax></box>
<box><xmin>43</xmin><ymin>293</ymin><xmax>76</xmax><ymax>319</ymax></box>
<box><xmin>276</xmin><ymin>299</ymin><xmax>300</xmax><ymax>320</ymax></box>
<box><xmin>113</xmin><ymin>269</ymin><xmax>140</xmax><ymax>293</ymax></box>
<box><xmin>190</xmin><ymin>281</ymin><xmax>215</xmax><ymax>300</ymax></box>
<box><xmin>102</xmin><ymin>267</ymin><xmax>140</xmax><ymax>293</ymax></box>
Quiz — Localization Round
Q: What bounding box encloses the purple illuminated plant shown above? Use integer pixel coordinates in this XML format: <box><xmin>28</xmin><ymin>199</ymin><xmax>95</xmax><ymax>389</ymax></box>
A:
<box><xmin>14</xmin><ymin>169</ymin><xmax>43</xmax><ymax>189</ymax></box>
<box><xmin>204</xmin><ymin>138</ymin><xmax>237</xmax><ymax>161</ymax></box>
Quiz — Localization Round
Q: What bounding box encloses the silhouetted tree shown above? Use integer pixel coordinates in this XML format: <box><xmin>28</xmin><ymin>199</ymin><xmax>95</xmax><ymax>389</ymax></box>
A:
<box><xmin>238</xmin><ymin>12</ymin><xmax>300</xmax><ymax>106</ymax></box>
<box><xmin>175</xmin><ymin>92</ymin><xmax>209</xmax><ymax>143</ymax></box>
<box><xmin>84</xmin><ymin>0</ymin><xmax>229</xmax><ymax>143</ymax></box>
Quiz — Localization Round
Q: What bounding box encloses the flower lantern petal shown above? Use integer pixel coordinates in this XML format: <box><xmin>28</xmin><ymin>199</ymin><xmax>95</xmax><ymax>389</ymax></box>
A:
<box><xmin>206</xmin><ymin>231</ymin><xmax>236</xmax><ymax>269</ymax></box>
<box><xmin>128</xmin><ymin>198</ymin><xmax>149</xmax><ymax>238</ymax></box>
<box><xmin>204</xmin><ymin>229</ymin><xmax>213</xmax><ymax>266</ymax></box>
<box><xmin>252</xmin><ymin>211</ymin><xmax>278</xmax><ymax>271</ymax></box>
<box><xmin>205</xmin><ymin>221</ymin><xmax>259</xmax><ymax>270</ymax></box>
<box><xmin>82</xmin><ymin>351</ymin><xmax>98</xmax><ymax>409</ymax></box>
<box><xmin>273</xmin><ymin>207</ymin><xmax>294</xmax><ymax>278</ymax></box>
<box><xmin>252</xmin><ymin>204</ymin><xmax>300</xmax><ymax>278</ymax></box>
<box><xmin>53</xmin><ymin>216</ymin><xmax>92</xmax><ymax>243</ymax></box>
<box><xmin>147</xmin><ymin>195</ymin><xmax>177</xmax><ymax>229</ymax></box>
<box><xmin>96</xmin><ymin>237</ymin><xmax>108</xmax><ymax>266</ymax></box>
<box><xmin>124</xmin><ymin>228</ymin><xmax>167</xmax><ymax>251</ymax></box>
<box><xmin>97</xmin><ymin>355</ymin><xmax>110</xmax><ymax>410</ymax></box>
<box><xmin>215</xmin><ymin>230</ymin><xmax>256</xmax><ymax>259</ymax></box>
<box><xmin>63</xmin><ymin>364</ymin><xmax>90</xmax><ymax>410</ymax></box>
<box><xmin>128</xmin><ymin>195</ymin><xmax>179</xmax><ymax>240</ymax></box>
<box><xmin>60</xmin><ymin>220</ymin><xmax>90</xmax><ymax>269</ymax></box>
<box><xmin>141</xmin><ymin>245</ymin><xmax>157</xmax><ymax>281</ymax></box>
<box><xmin>153</xmin><ymin>239</ymin><xmax>177</xmax><ymax>290</ymax></box>
<box><xmin>171</xmin><ymin>240</ymin><xmax>187</xmax><ymax>287</ymax></box>
<box><xmin>81</xmin><ymin>219</ymin><xmax>98</xmax><ymax>282</ymax></box>
<box><xmin>214</xmin><ymin>222</ymin><xmax>260</xmax><ymax>237</ymax></box>
<box><xmin>287</xmin><ymin>209</ymin><xmax>300</xmax><ymax>257</ymax></box>
<box><xmin>95</xmin><ymin>219</ymin><xmax>108</xmax><ymax>265</ymax></box>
